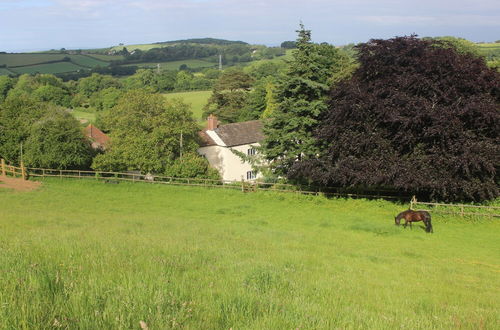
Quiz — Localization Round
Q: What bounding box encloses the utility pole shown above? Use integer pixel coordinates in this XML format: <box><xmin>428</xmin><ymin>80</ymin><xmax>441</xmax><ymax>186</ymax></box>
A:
<box><xmin>180</xmin><ymin>130</ymin><xmax>183</xmax><ymax>159</ymax></box>
<box><xmin>218</xmin><ymin>54</ymin><xmax>222</xmax><ymax>70</ymax></box>
<box><xmin>20</xmin><ymin>142</ymin><xmax>23</xmax><ymax>165</ymax></box>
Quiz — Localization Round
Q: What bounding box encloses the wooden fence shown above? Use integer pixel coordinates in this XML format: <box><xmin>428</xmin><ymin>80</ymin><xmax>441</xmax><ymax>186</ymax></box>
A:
<box><xmin>409</xmin><ymin>196</ymin><xmax>500</xmax><ymax>218</ymax></box>
<box><xmin>1</xmin><ymin>159</ymin><xmax>26</xmax><ymax>179</ymax></box>
<box><xmin>2</xmin><ymin>159</ymin><xmax>498</xmax><ymax>217</ymax></box>
<box><xmin>24</xmin><ymin>166</ymin><xmax>407</xmax><ymax>200</ymax></box>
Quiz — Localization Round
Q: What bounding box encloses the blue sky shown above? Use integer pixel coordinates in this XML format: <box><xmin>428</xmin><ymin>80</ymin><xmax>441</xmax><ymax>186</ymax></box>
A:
<box><xmin>1</xmin><ymin>0</ymin><xmax>499</xmax><ymax>52</ymax></box>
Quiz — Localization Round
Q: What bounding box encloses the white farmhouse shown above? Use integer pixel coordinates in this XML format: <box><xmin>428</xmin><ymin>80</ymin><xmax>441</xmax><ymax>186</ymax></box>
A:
<box><xmin>198</xmin><ymin>115</ymin><xmax>264</xmax><ymax>181</ymax></box>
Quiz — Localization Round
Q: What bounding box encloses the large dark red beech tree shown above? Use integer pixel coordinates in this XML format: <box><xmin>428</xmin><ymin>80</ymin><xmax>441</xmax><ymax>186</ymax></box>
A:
<box><xmin>290</xmin><ymin>36</ymin><xmax>500</xmax><ymax>202</ymax></box>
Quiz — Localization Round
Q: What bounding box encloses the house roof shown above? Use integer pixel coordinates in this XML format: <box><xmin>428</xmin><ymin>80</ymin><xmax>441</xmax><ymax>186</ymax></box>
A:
<box><xmin>83</xmin><ymin>124</ymin><xmax>110</xmax><ymax>149</ymax></box>
<box><xmin>200</xmin><ymin>120</ymin><xmax>264</xmax><ymax>147</ymax></box>
<box><xmin>198</xmin><ymin>130</ymin><xmax>217</xmax><ymax>147</ymax></box>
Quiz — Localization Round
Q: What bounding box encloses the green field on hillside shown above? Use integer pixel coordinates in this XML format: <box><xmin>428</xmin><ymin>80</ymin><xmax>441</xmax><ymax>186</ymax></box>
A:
<box><xmin>69</xmin><ymin>55</ymin><xmax>109</xmax><ymax>68</ymax></box>
<box><xmin>0</xmin><ymin>68</ymin><xmax>14</xmax><ymax>75</ymax></box>
<box><xmin>70</xmin><ymin>109</ymin><xmax>96</xmax><ymax>124</ymax></box>
<box><xmin>85</xmin><ymin>54</ymin><xmax>124</xmax><ymax>62</ymax></box>
<box><xmin>110</xmin><ymin>43</ymin><xmax>172</xmax><ymax>52</ymax></box>
<box><xmin>0</xmin><ymin>179</ymin><xmax>498</xmax><ymax>329</ymax></box>
<box><xmin>9</xmin><ymin>62</ymin><xmax>85</xmax><ymax>75</ymax></box>
<box><xmin>127</xmin><ymin>59</ymin><xmax>216</xmax><ymax>70</ymax></box>
<box><xmin>0</xmin><ymin>53</ymin><xmax>68</xmax><ymax>67</ymax></box>
<box><xmin>164</xmin><ymin>90</ymin><xmax>211</xmax><ymax>122</ymax></box>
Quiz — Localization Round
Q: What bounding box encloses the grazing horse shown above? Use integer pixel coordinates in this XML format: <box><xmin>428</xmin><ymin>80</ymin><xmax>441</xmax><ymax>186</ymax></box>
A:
<box><xmin>395</xmin><ymin>210</ymin><xmax>433</xmax><ymax>233</ymax></box>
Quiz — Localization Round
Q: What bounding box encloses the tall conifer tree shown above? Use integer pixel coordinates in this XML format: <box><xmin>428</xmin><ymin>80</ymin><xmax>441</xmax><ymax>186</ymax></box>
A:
<box><xmin>262</xmin><ymin>25</ymin><xmax>344</xmax><ymax>175</ymax></box>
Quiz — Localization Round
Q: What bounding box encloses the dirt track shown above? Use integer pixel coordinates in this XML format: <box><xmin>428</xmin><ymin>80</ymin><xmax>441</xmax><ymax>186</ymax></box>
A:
<box><xmin>0</xmin><ymin>176</ymin><xmax>41</xmax><ymax>192</ymax></box>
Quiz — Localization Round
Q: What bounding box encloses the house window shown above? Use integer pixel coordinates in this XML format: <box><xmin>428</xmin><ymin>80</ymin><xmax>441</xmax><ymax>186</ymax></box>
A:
<box><xmin>246</xmin><ymin>171</ymin><xmax>256</xmax><ymax>180</ymax></box>
<box><xmin>247</xmin><ymin>148</ymin><xmax>256</xmax><ymax>156</ymax></box>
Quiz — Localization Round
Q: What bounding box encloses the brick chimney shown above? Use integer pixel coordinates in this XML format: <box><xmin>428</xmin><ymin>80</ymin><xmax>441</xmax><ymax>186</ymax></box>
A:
<box><xmin>207</xmin><ymin>114</ymin><xmax>218</xmax><ymax>130</ymax></box>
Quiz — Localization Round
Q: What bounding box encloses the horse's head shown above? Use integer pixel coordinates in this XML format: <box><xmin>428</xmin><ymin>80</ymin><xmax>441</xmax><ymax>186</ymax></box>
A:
<box><xmin>394</xmin><ymin>216</ymin><xmax>400</xmax><ymax>226</ymax></box>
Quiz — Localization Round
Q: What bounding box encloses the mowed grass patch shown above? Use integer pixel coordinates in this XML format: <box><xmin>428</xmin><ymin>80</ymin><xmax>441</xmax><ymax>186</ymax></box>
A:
<box><xmin>0</xmin><ymin>179</ymin><xmax>498</xmax><ymax>329</ymax></box>
<box><xmin>164</xmin><ymin>90</ymin><xmax>211</xmax><ymax>121</ymax></box>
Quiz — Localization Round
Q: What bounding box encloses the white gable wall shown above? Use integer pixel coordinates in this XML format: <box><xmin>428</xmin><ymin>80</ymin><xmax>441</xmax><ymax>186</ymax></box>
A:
<box><xmin>198</xmin><ymin>143</ymin><xmax>261</xmax><ymax>181</ymax></box>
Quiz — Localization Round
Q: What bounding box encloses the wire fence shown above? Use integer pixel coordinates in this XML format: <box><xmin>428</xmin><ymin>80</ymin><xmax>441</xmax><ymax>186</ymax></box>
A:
<box><xmin>409</xmin><ymin>196</ymin><xmax>500</xmax><ymax>218</ymax></box>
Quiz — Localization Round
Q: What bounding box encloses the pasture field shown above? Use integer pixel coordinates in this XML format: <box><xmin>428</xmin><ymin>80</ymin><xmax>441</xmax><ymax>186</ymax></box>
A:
<box><xmin>109</xmin><ymin>43</ymin><xmax>172</xmax><ymax>52</ymax></box>
<box><xmin>68</xmin><ymin>55</ymin><xmax>109</xmax><ymax>68</ymax></box>
<box><xmin>85</xmin><ymin>54</ymin><xmax>124</xmax><ymax>62</ymax></box>
<box><xmin>164</xmin><ymin>90</ymin><xmax>211</xmax><ymax>121</ymax></box>
<box><xmin>70</xmin><ymin>109</ymin><xmax>96</xmax><ymax>124</ymax></box>
<box><xmin>0</xmin><ymin>179</ymin><xmax>498</xmax><ymax>329</ymax></box>
<box><xmin>126</xmin><ymin>59</ymin><xmax>216</xmax><ymax>71</ymax></box>
<box><xmin>9</xmin><ymin>62</ymin><xmax>85</xmax><ymax>75</ymax></box>
<box><xmin>0</xmin><ymin>53</ymin><xmax>68</xmax><ymax>67</ymax></box>
<box><xmin>0</xmin><ymin>68</ymin><xmax>14</xmax><ymax>75</ymax></box>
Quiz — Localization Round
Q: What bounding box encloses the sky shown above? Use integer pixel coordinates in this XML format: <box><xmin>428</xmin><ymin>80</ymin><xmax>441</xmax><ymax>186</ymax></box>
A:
<box><xmin>0</xmin><ymin>0</ymin><xmax>499</xmax><ymax>52</ymax></box>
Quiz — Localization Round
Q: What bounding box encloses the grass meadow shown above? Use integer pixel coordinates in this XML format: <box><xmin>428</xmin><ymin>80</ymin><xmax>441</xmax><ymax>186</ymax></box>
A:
<box><xmin>0</xmin><ymin>179</ymin><xmax>498</xmax><ymax>329</ymax></box>
<box><xmin>70</xmin><ymin>109</ymin><xmax>96</xmax><ymax>124</ymax></box>
<box><xmin>9</xmin><ymin>62</ymin><xmax>86</xmax><ymax>75</ymax></box>
<box><xmin>0</xmin><ymin>54</ymin><xmax>69</xmax><ymax>67</ymax></box>
<box><xmin>126</xmin><ymin>59</ymin><xmax>215</xmax><ymax>71</ymax></box>
<box><xmin>69</xmin><ymin>55</ymin><xmax>109</xmax><ymax>68</ymax></box>
<box><xmin>0</xmin><ymin>68</ymin><xmax>15</xmax><ymax>76</ymax></box>
<box><xmin>164</xmin><ymin>90</ymin><xmax>211</xmax><ymax>122</ymax></box>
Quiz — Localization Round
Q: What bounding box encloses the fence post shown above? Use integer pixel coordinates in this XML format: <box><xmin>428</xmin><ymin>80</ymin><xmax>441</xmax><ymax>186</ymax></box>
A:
<box><xmin>1</xmin><ymin>159</ymin><xmax>5</xmax><ymax>177</ymax></box>
<box><xmin>241</xmin><ymin>179</ymin><xmax>245</xmax><ymax>192</ymax></box>
<box><xmin>410</xmin><ymin>196</ymin><xmax>417</xmax><ymax>210</ymax></box>
<box><xmin>20</xmin><ymin>161</ymin><xmax>26</xmax><ymax>180</ymax></box>
<box><xmin>460</xmin><ymin>205</ymin><xmax>464</xmax><ymax>217</ymax></box>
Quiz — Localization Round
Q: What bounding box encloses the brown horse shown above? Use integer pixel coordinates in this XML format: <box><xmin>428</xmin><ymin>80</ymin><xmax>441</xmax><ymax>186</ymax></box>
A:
<box><xmin>395</xmin><ymin>210</ymin><xmax>433</xmax><ymax>233</ymax></box>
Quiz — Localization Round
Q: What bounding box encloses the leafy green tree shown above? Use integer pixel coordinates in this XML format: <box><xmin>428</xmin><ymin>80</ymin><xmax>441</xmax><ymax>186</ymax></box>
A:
<box><xmin>0</xmin><ymin>96</ymin><xmax>49</xmax><ymax>163</ymax></box>
<box><xmin>262</xmin><ymin>80</ymin><xmax>278</xmax><ymax>119</ymax></box>
<box><xmin>32</xmin><ymin>85</ymin><xmax>71</xmax><ymax>107</ymax></box>
<box><xmin>261</xmin><ymin>25</ymin><xmax>346</xmax><ymax>175</ymax></box>
<box><xmin>92</xmin><ymin>90</ymin><xmax>200</xmax><ymax>174</ymax></box>
<box><xmin>5</xmin><ymin>74</ymin><xmax>72</xmax><ymax>107</ymax></box>
<box><xmin>428</xmin><ymin>36</ymin><xmax>482</xmax><ymax>58</ymax></box>
<box><xmin>281</xmin><ymin>41</ymin><xmax>297</xmax><ymax>49</ymax></box>
<box><xmin>190</xmin><ymin>76</ymin><xmax>212</xmax><ymax>90</ymax></box>
<box><xmin>23</xmin><ymin>109</ymin><xmax>93</xmax><ymax>169</ymax></box>
<box><xmin>155</xmin><ymin>70</ymin><xmax>177</xmax><ymax>92</ymax></box>
<box><xmin>174</xmin><ymin>71</ymin><xmax>194</xmax><ymax>91</ymax></box>
<box><xmin>203</xmin><ymin>68</ymin><xmax>254</xmax><ymax>123</ymax></box>
<box><xmin>89</xmin><ymin>87</ymin><xmax>123</xmax><ymax>112</ymax></box>
<box><xmin>202</xmin><ymin>68</ymin><xmax>221</xmax><ymax>80</ymax></box>
<box><xmin>77</xmin><ymin>73</ymin><xmax>121</xmax><ymax>97</ymax></box>
<box><xmin>244</xmin><ymin>61</ymin><xmax>285</xmax><ymax>80</ymax></box>
<box><xmin>0</xmin><ymin>76</ymin><xmax>15</xmax><ymax>103</ymax></box>
<box><xmin>123</xmin><ymin>69</ymin><xmax>158</xmax><ymax>92</ymax></box>
<box><xmin>164</xmin><ymin>152</ymin><xmax>220</xmax><ymax>180</ymax></box>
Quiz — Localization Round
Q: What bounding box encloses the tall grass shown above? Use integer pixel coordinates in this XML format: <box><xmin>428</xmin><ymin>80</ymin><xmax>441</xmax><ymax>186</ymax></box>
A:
<box><xmin>0</xmin><ymin>179</ymin><xmax>498</xmax><ymax>329</ymax></box>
